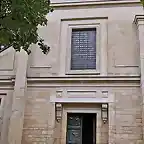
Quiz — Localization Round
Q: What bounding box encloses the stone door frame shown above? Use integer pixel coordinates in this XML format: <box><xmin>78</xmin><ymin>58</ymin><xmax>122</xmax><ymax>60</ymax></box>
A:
<box><xmin>61</xmin><ymin>104</ymin><xmax>102</xmax><ymax>144</ymax></box>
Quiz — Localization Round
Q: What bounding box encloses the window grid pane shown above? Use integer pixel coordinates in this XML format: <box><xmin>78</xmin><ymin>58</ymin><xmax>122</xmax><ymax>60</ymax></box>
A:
<box><xmin>71</xmin><ymin>28</ymin><xmax>96</xmax><ymax>70</ymax></box>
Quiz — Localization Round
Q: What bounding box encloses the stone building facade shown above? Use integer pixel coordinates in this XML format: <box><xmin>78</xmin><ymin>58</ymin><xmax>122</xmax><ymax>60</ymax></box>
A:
<box><xmin>0</xmin><ymin>0</ymin><xmax>144</xmax><ymax>144</ymax></box>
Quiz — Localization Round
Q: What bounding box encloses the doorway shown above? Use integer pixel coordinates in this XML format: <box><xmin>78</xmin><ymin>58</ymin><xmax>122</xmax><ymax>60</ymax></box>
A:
<box><xmin>66</xmin><ymin>113</ymin><xmax>96</xmax><ymax>144</ymax></box>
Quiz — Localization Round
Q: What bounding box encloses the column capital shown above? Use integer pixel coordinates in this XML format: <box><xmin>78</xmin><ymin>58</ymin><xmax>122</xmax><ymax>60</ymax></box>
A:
<box><xmin>134</xmin><ymin>15</ymin><xmax>144</xmax><ymax>26</ymax></box>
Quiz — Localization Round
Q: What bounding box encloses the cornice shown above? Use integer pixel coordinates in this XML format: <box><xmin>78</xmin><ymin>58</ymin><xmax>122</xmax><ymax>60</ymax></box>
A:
<box><xmin>51</xmin><ymin>0</ymin><xmax>141</xmax><ymax>8</ymax></box>
<box><xmin>27</xmin><ymin>75</ymin><xmax>140</xmax><ymax>81</ymax></box>
<box><xmin>0</xmin><ymin>76</ymin><xmax>140</xmax><ymax>83</ymax></box>
<box><xmin>0</xmin><ymin>76</ymin><xmax>140</xmax><ymax>88</ymax></box>
<box><xmin>27</xmin><ymin>76</ymin><xmax>140</xmax><ymax>86</ymax></box>
<box><xmin>0</xmin><ymin>79</ymin><xmax>14</xmax><ymax>90</ymax></box>
<box><xmin>0</xmin><ymin>79</ymin><xmax>13</xmax><ymax>85</ymax></box>
<box><xmin>134</xmin><ymin>15</ymin><xmax>144</xmax><ymax>26</ymax></box>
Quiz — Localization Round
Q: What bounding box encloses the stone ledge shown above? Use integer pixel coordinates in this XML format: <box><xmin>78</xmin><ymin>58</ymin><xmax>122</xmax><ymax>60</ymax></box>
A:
<box><xmin>0</xmin><ymin>76</ymin><xmax>140</xmax><ymax>88</ymax></box>
<box><xmin>50</xmin><ymin>97</ymin><xmax>113</xmax><ymax>103</ymax></box>
<box><xmin>51</xmin><ymin>0</ymin><xmax>140</xmax><ymax>8</ymax></box>
<box><xmin>27</xmin><ymin>76</ymin><xmax>140</xmax><ymax>84</ymax></box>
<box><xmin>134</xmin><ymin>15</ymin><xmax>144</xmax><ymax>26</ymax></box>
<box><xmin>26</xmin><ymin>76</ymin><xmax>140</xmax><ymax>87</ymax></box>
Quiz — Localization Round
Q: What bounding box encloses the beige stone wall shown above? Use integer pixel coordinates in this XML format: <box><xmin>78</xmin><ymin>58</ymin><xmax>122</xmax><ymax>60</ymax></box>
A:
<box><xmin>0</xmin><ymin>91</ymin><xmax>14</xmax><ymax>144</ymax></box>
<box><xmin>20</xmin><ymin>86</ymin><xmax>142</xmax><ymax>144</ymax></box>
<box><xmin>107</xmin><ymin>21</ymin><xmax>140</xmax><ymax>75</ymax></box>
<box><xmin>109</xmin><ymin>87</ymin><xmax>142</xmax><ymax>144</ymax></box>
<box><xmin>0</xmin><ymin>1</ymin><xmax>143</xmax><ymax>144</ymax></box>
<box><xmin>0</xmin><ymin>48</ymin><xmax>16</xmax><ymax>78</ymax></box>
<box><xmin>22</xmin><ymin>88</ymin><xmax>57</xmax><ymax>144</ymax></box>
<box><xmin>114</xmin><ymin>88</ymin><xmax>142</xmax><ymax>143</ymax></box>
<box><xmin>27</xmin><ymin>1</ymin><xmax>143</xmax><ymax>77</ymax></box>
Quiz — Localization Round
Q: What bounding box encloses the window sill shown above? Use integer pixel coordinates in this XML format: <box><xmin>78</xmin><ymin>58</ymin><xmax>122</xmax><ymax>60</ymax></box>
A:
<box><xmin>65</xmin><ymin>70</ymin><xmax>100</xmax><ymax>75</ymax></box>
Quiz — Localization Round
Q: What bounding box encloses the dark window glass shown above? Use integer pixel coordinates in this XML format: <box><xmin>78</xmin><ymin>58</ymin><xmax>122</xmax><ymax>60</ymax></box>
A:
<box><xmin>71</xmin><ymin>28</ymin><xmax>96</xmax><ymax>70</ymax></box>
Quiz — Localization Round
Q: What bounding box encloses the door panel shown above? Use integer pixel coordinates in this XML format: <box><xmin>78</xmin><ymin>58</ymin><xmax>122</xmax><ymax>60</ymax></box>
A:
<box><xmin>66</xmin><ymin>113</ymin><xmax>96</xmax><ymax>144</ymax></box>
<box><xmin>66</xmin><ymin>114</ymin><xmax>82</xmax><ymax>144</ymax></box>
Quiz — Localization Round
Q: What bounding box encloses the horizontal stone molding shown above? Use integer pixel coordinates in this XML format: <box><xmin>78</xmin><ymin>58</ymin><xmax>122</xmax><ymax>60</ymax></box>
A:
<box><xmin>52</xmin><ymin>0</ymin><xmax>141</xmax><ymax>7</ymax></box>
<box><xmin>134</xmin><ymin>15</ymin><xmax>144</xmax><ymax>26</ymax></box>
<box><xmin>30</xmin><ymin>66</ymin><xmax>52</xmax><ymax>69</ymax></box>
<box><xmin>114</xmin><ymin>65</ymin><xmax>139</xmax><ymax>68</ymax></box>
<box><xmin>27</xmin><ymin>76</ymin><xmax>140</xmax><ymax>87</ymax></box>
<box><xmin>27</xmin><ymin>75</ymin><xmax>140</xmax><ymax>82</ymax></box>
<box><xmin>61</xmin><ymin>17</ymin><xmax>108</xmax><ymax>22</ymax></box>
<box><xmin>0</xmin><ymin>76</ymin><xmax>140</xmax><ymax>88</ymax></box>
<box><xmin>50</xmin><ymin>97</ymin><xmax>113</xmax><ymax>103</ymax></box>
<box><xmin>0</xmin><ymin>79</ymin><xmax>14</xmax><ymax>90</ymax></box>
<box><xmin>27</xmin><ymin>75</ymin><xmax>140</xmax><ymax>81</ymax></box>
<box><xmin>51</xmin><ymin>89</ymin><xmax>114</xmax><ymax>105</ymax></box>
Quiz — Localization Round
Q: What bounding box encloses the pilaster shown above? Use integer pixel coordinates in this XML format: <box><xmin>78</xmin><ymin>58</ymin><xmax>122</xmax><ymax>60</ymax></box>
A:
<box><xmin>8</xmin><ymin>50</ymin><xmax>28</xmax><ymax>144</ymax></box>
<box><xmin>108</xmin><ymin>93</ymin><xmax>116</xmax><ymax>144</ymax></box>
<box><xmin>100</xmin><ymin>20</ymin><xmax>108</xmax><ymax>76</ymax></box>
<box><xmin>134</xmin><ymin>14</ymin><xmax>144</xmax><ymax>139</ymax></box>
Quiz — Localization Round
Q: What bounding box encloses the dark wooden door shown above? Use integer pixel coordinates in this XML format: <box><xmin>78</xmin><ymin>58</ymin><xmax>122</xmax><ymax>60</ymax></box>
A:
<box><xmin>66</xmin><ymin>113</ymin><xmax>82</xmax><ymax>144</ymax></box>
<box><xmin>66</xmin><ymin>113</ymin><xmax>96</xmax><ymax>144</ymax></box>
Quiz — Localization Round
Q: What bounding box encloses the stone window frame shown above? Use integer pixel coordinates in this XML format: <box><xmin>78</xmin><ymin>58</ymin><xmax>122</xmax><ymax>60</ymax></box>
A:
<box><xmin>67</xmin><ymin>24</ymin><xmax>100</xmax><ymax>74</ymax></box>
<box><xmin>51</xmin><ymin>90</ymin><xmax>115</xmax><ymax>143</ymax></box>
<box><xmin>60</xmin><ymin>18</ymin><xmax>108</xmax><ymax>75</ymax></box>
<box><xmin>61</xmin><ymin>105</ymin><xmax>102</xmax><ymax>144</ymax></box>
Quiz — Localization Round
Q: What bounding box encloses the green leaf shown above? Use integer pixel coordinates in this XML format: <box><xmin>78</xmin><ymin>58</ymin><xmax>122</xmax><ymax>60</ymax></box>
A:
<box><xmin>0</xmin><ymin>0</ymin><xmax>53</xmax><ymax>54</ymax></box>
<box><xmin>140</xmin><ymin>0</ymin><xmax>144</xmax><ymax>7</ymax></box>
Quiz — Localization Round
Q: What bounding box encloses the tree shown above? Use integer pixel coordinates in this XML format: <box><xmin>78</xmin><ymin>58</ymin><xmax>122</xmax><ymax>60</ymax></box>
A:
<box><xmin>141</xmin><ymin>0</ymin><xmax>144</xmax><ymax>7</ymax></box>
<box><xmin>0</xmin><ymin>0</ymin><xmax>143</xmax><ymax>55</ymax></box>
<box><xmin>0</xmin><ymin>0</ymin><xmax>53</xmax><ymax>54</ymax></box>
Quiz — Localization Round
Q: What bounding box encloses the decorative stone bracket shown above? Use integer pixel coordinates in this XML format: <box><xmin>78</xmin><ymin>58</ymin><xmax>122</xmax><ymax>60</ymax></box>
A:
<box><xmin>55</xmin><ymin>103</ymin><xmax>63</xmax><ymax>122</ymax></box>
<box><xmin>55</xmin><ymin>102</ymin><xmax>109</xmax><ymax>123</ymax></box>
<box><xmin>52</xmin><ymin>91</ymin><xmax>113</xmax><ymax>123</ymax></box>
<box><xmin>101</xmin><ymin>103</ymin><xmax>108</xmax><ymax>124</ymax></box>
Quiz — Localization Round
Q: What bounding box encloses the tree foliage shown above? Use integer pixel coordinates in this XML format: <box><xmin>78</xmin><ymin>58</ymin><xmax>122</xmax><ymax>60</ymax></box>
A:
<box><xmin>0</xmin><ymin>0</ymin><xmax>144</xmax><ymax>54</ymax></box>
<box><xmin>0</xmin><ymin>0</ymin><xmax>53</xmax><ymax>54</ymax></box>
<box><xmin>141</xmin><ymin>0</ymin><xmax>144</xmax><ymax>7</ymax></box>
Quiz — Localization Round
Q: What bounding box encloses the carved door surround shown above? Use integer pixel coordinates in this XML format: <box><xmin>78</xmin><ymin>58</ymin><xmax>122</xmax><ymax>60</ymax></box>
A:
<box><xmin>50</xmin><ymin>89</ymin><xmax>114</xmax><ymax>144</ymax></box>
<box><xmin>51</xmin><ymin>89</ymin><xmax>113</xmax><ymax>123</ymax></box>
<box><xmin>62</xmin><ymin>105</ymin><xmax>102</xmax><ymax>144</ymax></box>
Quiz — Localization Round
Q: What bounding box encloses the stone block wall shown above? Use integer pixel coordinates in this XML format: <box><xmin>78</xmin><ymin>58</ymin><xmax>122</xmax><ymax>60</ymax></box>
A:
<box><xmin>0</xmin><ymin>91</ymin><xmax>14</xmax><ymax>144</ymax></box>
<box><xmin>0</xmin><ymin>1</ymin><xmax>143</xmax><ymax>144</ymax></box>
<box><xmin>114</xmin><ymin>88</ymin><xmax>142</xmax><ymax>144</ymax></box>
<box><xmin>22</xmin><ymin>89</ymin><xmax>57</xmax><ymax>144</ymax></box>
<box><xmin>20</xmin><ymin>86</ymin><xmax>142</xmax><ymax>144</ymax></box>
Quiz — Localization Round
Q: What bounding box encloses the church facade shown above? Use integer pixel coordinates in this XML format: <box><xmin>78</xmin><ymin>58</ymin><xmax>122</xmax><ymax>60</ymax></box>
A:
<box><xmin>0</xmin><ymin>0</ymin><xmax>144</xmax><ymax>144</ymax></box>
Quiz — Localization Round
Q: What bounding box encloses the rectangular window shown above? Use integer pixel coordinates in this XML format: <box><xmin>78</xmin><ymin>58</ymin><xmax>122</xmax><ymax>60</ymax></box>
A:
<box><xmin>60</xmin><ymin>19</ymin><xmax>108</xmax><ymax>75</ymax></box>
<box><xmin>71</xmin><ymin>28</ymin><xmax>96</xmax><ymax>70</ymax></box>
